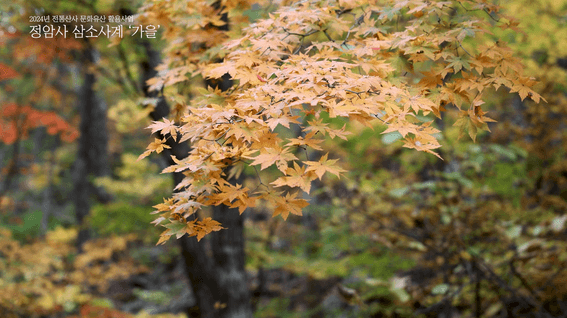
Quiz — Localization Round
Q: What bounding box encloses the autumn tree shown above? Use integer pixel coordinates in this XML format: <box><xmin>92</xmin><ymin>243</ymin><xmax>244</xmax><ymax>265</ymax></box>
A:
<box><xmin>136</xmin><ymin>1</ymin><xmax>255</xmax><ymax>315</ymax></box>
<box><xmin>140</xmin><ymin>0</ymin><xmax>541</xmax><ymax>240</ymax></box>
<box><xmin>0</xmin><ymin>0</ymin><xmax>556</xmax><ymax>316</ymax></box>
<box><xmin>135</xmin><ymin>0</ymin><xmax>548</xmax><ymax>316</ymax></box>
<box><xmin>0</xmin><ymin>5</ymin><xmax>80</xmax><ymax>228</ymax></box>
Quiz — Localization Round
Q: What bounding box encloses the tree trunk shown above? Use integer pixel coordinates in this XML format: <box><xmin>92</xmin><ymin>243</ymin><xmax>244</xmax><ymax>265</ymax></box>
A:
<box><xmin>140</xmin><ymin>37</ymin><xmax>252</xmax><ymax>317</ymax></box>
<box><xmin>73</xmin><ymin>41</ymin><xmax>111</xmax><ymax>250</ymax></box>
<box><xmin>209</xmin><ymin>202</ymin><xmax>251</xmax><ymax>318</ymax></box>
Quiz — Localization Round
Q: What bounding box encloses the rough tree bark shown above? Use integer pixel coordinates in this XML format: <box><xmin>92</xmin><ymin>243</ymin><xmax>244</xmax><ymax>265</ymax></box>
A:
<box><xmin>139</xmin><ymin>35</ymin><xmax>252</xmax><ymax>318</ymax></box>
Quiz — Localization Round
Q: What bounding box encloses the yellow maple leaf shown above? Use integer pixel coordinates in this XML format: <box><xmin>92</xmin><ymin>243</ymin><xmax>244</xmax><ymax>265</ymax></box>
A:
<box><xmin>304</xmin><ymin>153</ymin><xmax>346</xmax><ymax>180</ymax></box>
<box><xmin>272</xmin><ymin>192</ymin><xmax>309</xmax><ymax>220</ymax></box>
<box><xmin>138</xmin><ymin>138</ymin><xmax>171</xmax><ymax>161</ymax></box>
<box><xmin>148</xmin><ymin>118</ymin><xmax>178</xmax><ymax>141</ymax></box>
<box><xmin>271</xmin><ymin>162</ymin><xmax>316</xmax><ymax>193</ymax></box>
<box><xmin>245</xmin><ymin>147</ymin><xmax>298</xmax><ymax>173</ymax></box>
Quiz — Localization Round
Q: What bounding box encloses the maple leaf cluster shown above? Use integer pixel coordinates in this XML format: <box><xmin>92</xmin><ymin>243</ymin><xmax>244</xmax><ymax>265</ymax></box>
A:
<box><xmin>139</xmin><ymin>0</ymin><xmax>543</xmax><ymax>244</ymax></box>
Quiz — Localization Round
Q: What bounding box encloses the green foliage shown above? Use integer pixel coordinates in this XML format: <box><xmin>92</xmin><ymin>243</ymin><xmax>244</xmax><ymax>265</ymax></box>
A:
<box><xmin>348</xmin><ymin>250</ymin><xmax>415</xmax><ymax>280</ymax></box>
<box><xmin>89</xmin><ymin>297</ymin><xmax>115</xmax><ymax>308</ymax></box>
<box><xmin>255</xmin><ymin>298</ymin><xmax>292</xmax><ymax>318</ymax></box>
<box><xmin>246</xmin><ymin>206</ymin><xmax>416</xmax><ymax>317</ymax></box>
<box><xmin>461</xmin><ymin>143</ymin><xmax>528</xmax><ymax>207</ymax></box>
<box><xmin>94</xmin><ymin>153</ymin><xmax>172</xmax><ymax>204</ymax></box>
<box><xmin>317</xmin><ymin>135</ymin><xmax>567</xmax><ymax>316</ymax></box>
<box><xmin>89</xmin><ymin>202</ymin><xmax>160</xmax><ymax>242</ymax></box>
<box><xmin>485</xmin><ymin>162</ymin><xmax>524</xmax><ymax>203</ymax></box>
<box><xmin>133</xmin><ymin>288</ymin><xmax>169</xmax><ymax>305</ymax></box>
<box><xmin>1</xmin><ymin>210</ymin><xmax>43</xmax><ymax>242</ymax></box>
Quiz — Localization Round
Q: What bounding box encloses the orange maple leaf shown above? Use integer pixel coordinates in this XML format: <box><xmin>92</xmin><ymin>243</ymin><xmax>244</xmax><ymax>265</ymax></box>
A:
<box><xmin>211</xmin><ymin>183</ymin><xmax>249</xmax><ymax>205</ymax></box>
<box><xmin>138</xmin><ymin>138</ymin><xmax>171</xmax><ymax>160</ymax></box>
<box><xmin>195</xmin><ymin>217</ymin><xmax>225</xmax><ymax>241</ymax></box>
<box><xmin>230</xmin><ymin>195</ymin><xmax>258</xmax><ymax>214</ymax></box>
<box><xmin>286</xmin><ymin>131</ymin><xmax>324</xmax><ymax>150</ymax></box>
<box><xmin>270</xmin><ymin>162</ymin><xmax>317</xmax><ymax>193</ymax></box>
<box><xmin>304</xmin><ymin>153</ymin><xmax>346</xmax><ymax>180</ymax></box>
<box><xmin>272</xmin><ymin>192</ymin><xmax>309</xmax><ymax>220</ymax></box>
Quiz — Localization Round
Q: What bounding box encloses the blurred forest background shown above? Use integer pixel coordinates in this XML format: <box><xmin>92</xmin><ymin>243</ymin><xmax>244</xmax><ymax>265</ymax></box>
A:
<box><xmin>1</xmin><ymin>0</ymin><xmax>567</xmax><ymax>317</ymax></box>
